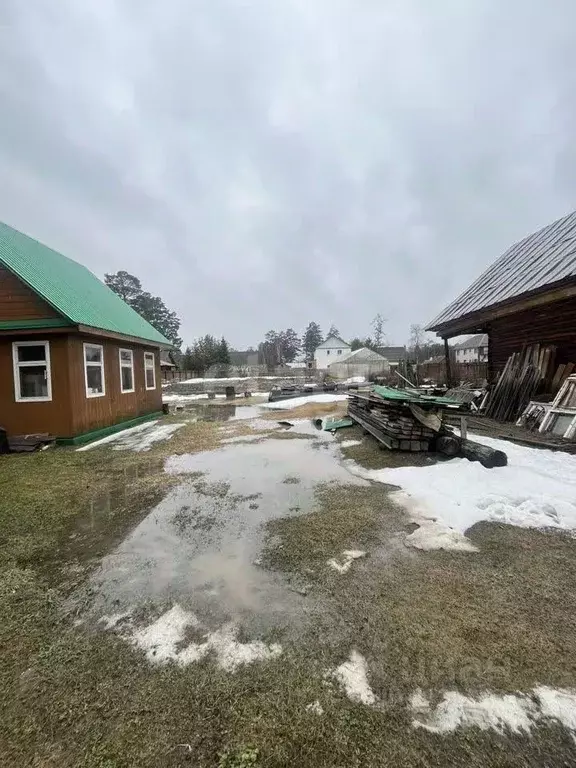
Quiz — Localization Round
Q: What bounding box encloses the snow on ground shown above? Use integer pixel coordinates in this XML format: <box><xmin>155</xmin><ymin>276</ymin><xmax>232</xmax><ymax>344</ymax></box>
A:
<box><xmin>181</xmin><ymin>376</ymin><xmax>286</xmax><ymax>384</ymax></box>
<box><xmin>330</xmin><ymin>651</ymin><xmax>377</xmax><ymax>705</ymax></box>
<box><xmin>411</xmin><ymin>686</ymin><xmax>576</xmax><ymax>737</ymax></box>
<box><xmin>261</xmin><ymin>394</ymin><xmax>348</xmax><ymax>410</ymax></box>
<box><xmin>346</xmin><ymin>434</ymin><xmax>576</xmax><ymax>550</ymax></box>
<box><xmin>111</xmin><ymin>604</ymin><xmax>282</xmax><ymax>670</ymax></box>
<box><xmin>162</xmin><ymin>393</ymin><xmax>226</xmax><ymax>402</ymax></box>
<box><xmin>340</xmin><ymin>439</ymin><xmax>362</xmax><ymax>448</ymax></box>
<box><xmin>327</xmin><ymin>550</ymin><xmax>366</xmax><ymax>574</ymax></box>
<box><xmin>163</xmin><ymin>392</ymin><xmax>269</xmax><ymax>402</ymax></box>
<box><xmin>77</xmin><ymin>422</ymin><xmax>185</xmax><ymax>452</ymax></box>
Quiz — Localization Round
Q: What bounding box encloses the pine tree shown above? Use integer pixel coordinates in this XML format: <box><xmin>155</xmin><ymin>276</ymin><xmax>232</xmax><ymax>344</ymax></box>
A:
<box><xmin>104</xmin><ymin>270</ymin><xmax>182</xmax><ymax>348</ymax></box>
<box><xmin>302</xmin><ymin>322</ymin><xmax>323</xmax><ymax>360</ymax></box>
<box><xmin>327</xmin><ymin>324</ymin><xmax>340</xmax><ymax>339</ymax></box>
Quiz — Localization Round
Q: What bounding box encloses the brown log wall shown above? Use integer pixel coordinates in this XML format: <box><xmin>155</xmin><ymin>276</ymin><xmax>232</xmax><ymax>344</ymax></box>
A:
<box><xmin>487</xmin><ymin>295</ymin><xmax>576</xmax><ymax>379</ymax></box>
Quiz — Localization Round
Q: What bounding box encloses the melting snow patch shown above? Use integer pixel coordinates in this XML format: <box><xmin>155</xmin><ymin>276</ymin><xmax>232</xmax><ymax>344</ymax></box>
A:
<box><xmin>261</xmin><ymin>394</ymin><xmax>348</xmax><ymax>410</ymax></box>
<box><xmin>346</xmin><ymin>436</ymin><xmax>576</xmax><ymax>549</ymax></box>
<box><xmin>340</xmin><ymin>440</ymin><xmax>362</xmax><ymax>448</ymax></box>
<box><xmin>411</xmin><ymin>687</ymin><xmax>576</xmax><ymax>737</ymax></box>
<box><xmin>306</xmin><ymin>701</ymin><xmax>324</xmax><ymax>715</ymax></box>
<box><xmin>78</xmin><ymin>422</ymin><xmax>185</xmax><ymax>452</ymax></box>
<box><xmin>115</xmin><ymin>604</ymin><xmax>282</xmax><ymax>670</ymax></box>
<box><xmin>327</xmin><ymin>550</ymin><xmax>366</xmax><ymax>574</ymax></box>
<box><xmin>331</xmin><ymin>651</ymin><xmax>377</xmax><ymax>705</ymax></box>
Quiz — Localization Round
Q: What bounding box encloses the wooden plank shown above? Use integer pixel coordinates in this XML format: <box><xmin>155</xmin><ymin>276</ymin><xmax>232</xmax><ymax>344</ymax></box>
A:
<box><xmin>551</xmin><ymin>364</ymin><xmax>566</xmax><ymax>391</ymax></box>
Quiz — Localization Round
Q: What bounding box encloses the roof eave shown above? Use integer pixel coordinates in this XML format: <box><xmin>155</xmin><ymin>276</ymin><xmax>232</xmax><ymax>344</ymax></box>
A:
<box><xmin>427</xmin><ymin>279</ymin><xmax>576</xmax><ymax>337</ymax></box>
<box><xmin>76</xmin><ymin>324</ymin><xmax>173</xmax><ymax>348</ymax></box>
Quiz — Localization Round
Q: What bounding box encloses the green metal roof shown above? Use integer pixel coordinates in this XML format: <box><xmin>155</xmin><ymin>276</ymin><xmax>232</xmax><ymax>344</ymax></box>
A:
<box><xmin>371</xmin><ymin>385</ymin><xmax>462</xmax><ymax>407</ymax></box>
<box><xmin>0</xmin><ymin>222</ymin><xmax>170</xmax><ymax>345</ymax></box>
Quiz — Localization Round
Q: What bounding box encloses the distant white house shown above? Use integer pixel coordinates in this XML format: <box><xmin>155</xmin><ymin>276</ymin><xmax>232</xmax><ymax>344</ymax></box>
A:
<box><xmin>314</xmin><ymin>335</ymin><xmax>351</xmax><ymax>369</ymax></box>
<box><xmin>328</xmin><ymin>347</ymin><xmax>390</xmax><ymax>380</ymax></box>
<box><xmin>453</xmin><ymin>334</ymin><xmax>488</xmax><ymax>363</ymax></box>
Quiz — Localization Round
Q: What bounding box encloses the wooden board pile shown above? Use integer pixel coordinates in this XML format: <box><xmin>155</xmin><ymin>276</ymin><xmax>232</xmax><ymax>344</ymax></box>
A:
<box><xmin>485</xmin><ymin>344</ymin><xmax>575</xmax><ymax>423</ymax></box>
<box><xmin>348</xmin><ymin>390</ymin><xmax>437</xmax><ymax>451</ymax></box>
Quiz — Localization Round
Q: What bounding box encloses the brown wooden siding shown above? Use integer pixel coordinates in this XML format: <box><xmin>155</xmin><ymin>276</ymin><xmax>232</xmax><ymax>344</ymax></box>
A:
<box><xmin>0</xmin><ymin>265</ymin><xmax>61</xmax><ymax>320</ymax></box>
<box><xmin>0</xmin><ymin>334</ymin><xmax>73</xmax><ymax>436</ymax></box>
<box><xmin>488</xmin><ymin>295</ymin><xmax>576</xmax><ymax>379</ymax></box>
<box><xmin>0</xmin><ymin>333</ymin><xmax>162</xmax><ymax>438</ymax></box>
<box><xmin>67</xmin><ymin>336</ymin><xmax>163</xmax><ymax>436</ymax></box>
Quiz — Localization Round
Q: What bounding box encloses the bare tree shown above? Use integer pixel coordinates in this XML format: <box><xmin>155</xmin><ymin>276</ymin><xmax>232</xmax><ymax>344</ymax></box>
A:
<box><xmin>371</xmin><ymin>314</ymin><xmax>387</xmax><ymax>347</ymax></box>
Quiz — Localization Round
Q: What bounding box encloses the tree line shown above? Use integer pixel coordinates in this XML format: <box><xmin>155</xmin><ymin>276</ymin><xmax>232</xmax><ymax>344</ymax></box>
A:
<box><xmin>104</xmin><ymin>271</ymin><xmax>441</xmax><ymax>374</ymax></box>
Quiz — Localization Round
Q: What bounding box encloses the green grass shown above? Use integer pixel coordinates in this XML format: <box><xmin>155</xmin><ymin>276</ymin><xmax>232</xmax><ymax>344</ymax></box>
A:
<box><xmin>2</xmin><ymin>414</ymin><xmax>576</xmax><ymax>766</ymax></box>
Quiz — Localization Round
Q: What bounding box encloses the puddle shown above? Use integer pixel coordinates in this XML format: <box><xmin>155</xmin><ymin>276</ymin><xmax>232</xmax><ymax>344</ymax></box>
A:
<box><xmin>169</xmin><ymin>403</ymin><xmax>263</xmax><ymax>422</ymax></box>
<box><xmin>79</xmin><ymin>437</ymin><xmax>368</xmax><ymax>634</ymax></box>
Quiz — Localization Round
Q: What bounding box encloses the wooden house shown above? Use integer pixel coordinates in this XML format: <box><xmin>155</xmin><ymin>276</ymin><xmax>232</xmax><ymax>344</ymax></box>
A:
<box><xmin>427</xmin><ymin>210</ymin><xmax>576</xmax><ymax>385</ymax></box>
<box><xmin>0</xmin><ymin>222</ymin><xmax>171</xmax><ymax>444</ymax></box>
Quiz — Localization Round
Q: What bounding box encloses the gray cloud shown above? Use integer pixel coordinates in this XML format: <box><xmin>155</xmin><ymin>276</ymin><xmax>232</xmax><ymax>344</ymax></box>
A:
<box><xmin>1</xmin><ymin>0</ymin><xmax>575</xmax><ymax>346</ymax></box>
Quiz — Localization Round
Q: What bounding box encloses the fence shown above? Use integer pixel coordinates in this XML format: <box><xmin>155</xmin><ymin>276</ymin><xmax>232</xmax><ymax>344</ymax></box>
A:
<box><xmin>161</xmin><ymin>369</ymin><xmax>197</xmax><ymax>382</ymax></box>
<box><xmin>417</xmin><ymin>360</ymin><xmax>488</xmax><ymax>385</ymax></box>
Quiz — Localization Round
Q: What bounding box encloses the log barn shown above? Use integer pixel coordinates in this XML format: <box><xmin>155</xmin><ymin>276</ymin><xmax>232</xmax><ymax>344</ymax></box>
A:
<box><xmin>427</xmin><ymin>210</ymin><xmax>576</xmax><ymax>385</ymax></box>
<box><xmin>0</xmin><ymin>222</ymin><xmax>171</xmax><ymax>444</ymax></box>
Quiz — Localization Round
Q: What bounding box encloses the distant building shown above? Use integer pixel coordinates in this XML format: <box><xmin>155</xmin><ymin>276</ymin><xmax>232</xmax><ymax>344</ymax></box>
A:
<box><xmin>374</xmin><ymin>345</ymin><xmax>407</xmax><ymax>368</ymax></box>
<box><xmin>160</xmin><ymin>350</ymin><xmax>178</xmax><ymax>371</ymax></box>
<box><xmin>314</xmin><ymin>335</ymin><xmax>351</xmax><ymax>369</ymax></box>
<box><xmin>328</xmin><ymin>347</ymin><xmax>390</xmax><ymax>380</ymax></box>
<box><xmin>452</xmin><ymin>334</ymin><xmax>488</xmax><ymax>364</ymax></box>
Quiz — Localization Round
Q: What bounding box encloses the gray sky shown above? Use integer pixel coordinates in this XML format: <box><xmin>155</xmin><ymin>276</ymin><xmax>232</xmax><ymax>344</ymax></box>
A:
<box><xmin>1</xmin><ymin>1</ymin><xmax>575</xmax><ymax>348</ymax></box>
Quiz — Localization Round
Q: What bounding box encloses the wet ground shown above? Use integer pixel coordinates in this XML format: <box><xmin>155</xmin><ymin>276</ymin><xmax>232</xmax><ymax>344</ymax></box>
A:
<box><xmin>77</xmin><ymin>419</ymin><xmax>371</xmax><ymax>637</ymax></box>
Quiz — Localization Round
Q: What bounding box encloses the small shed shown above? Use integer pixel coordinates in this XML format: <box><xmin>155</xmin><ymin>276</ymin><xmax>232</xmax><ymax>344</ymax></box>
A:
<box><xmin>0</xmin><ymin>222</ymin><xmax>171</xmax><ymax>443</ymax></box>
<box><xmin>328</xmin><ymin>347</ymin><xmax>390</xmax><ymax>380</ymax></box>
<box><xmin>427</xmin><ymin>210</ymin><xmax>576</xmax><ymax>384</ymax></box>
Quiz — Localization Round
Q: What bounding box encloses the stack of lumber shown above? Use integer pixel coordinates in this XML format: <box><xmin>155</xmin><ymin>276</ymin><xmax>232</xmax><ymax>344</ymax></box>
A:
<box><xmin>348</xmin><ymin>388</ymin><xmax>448</xmax><ymax>452</ymax></box>
<box><xmin>485</xmin><ymin>344</ymin><xmax>556</xmax><ymax>422</ymax></box>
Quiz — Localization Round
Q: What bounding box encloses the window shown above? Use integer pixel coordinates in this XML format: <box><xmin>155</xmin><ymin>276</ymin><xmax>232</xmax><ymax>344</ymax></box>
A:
<box><xmin>84</xmin><ymin>343</ymin><xmax>105</xmax><ymax>397</ymax></box>
<box><xmin>144</xmin><ymin>352</ymin><xmax>156</xmax><ymax>390</ymax></box>
<box><xmin>119</xmin><ymin>348</ymin><xmax>135</xmax><ymax>393</ymax></box>
<box><xmin>13</xmin><ymin>342</ymin><xmax>52</xmax><ymax>402</ymax></box>
<box><xmin>326</xmin><ymin>350</ymin><xmax>330</xmax><ymax>356</ymax></box>
<box><xmin>337</xmin><ymin>349</ymin><xmax>343</xmax><ymax>355</ymax></box>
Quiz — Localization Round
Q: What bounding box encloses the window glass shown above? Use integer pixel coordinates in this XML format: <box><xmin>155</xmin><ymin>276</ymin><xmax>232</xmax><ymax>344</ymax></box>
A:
<box><xmin>120</xmin><ymin>349</ymin><xmax>132</xmax><ymax>364</ymax></box>
<box><xmin>19</xmin><ymin>366</ymin><xmax>48</xmax><ymax>398</ymax></box>
<box><xmin>121</xmin><ymin>366</ymin><xmax>134</xmax><ymax>391</ymax></box>
<box><xmin>144</xmin><ymin>353</ymin><xmax>156</xmax><ymax>390</ymax></box>
<box><xmin>18</xmin><ymin>344</ymin><xmax>47</xmax><ymax>363</ymax></box>
<box><xmin>86</xmin><ymin>366</ymin><xmax>103</xmax><ymax>394</ymax></box>
<box><xmin>85</xmin><ymin>345</ymin><xmax>103</xmax><ymax>363</ymax></box>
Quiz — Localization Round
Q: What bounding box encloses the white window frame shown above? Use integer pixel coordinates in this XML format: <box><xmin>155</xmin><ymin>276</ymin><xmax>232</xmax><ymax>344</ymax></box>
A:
<box><xmin>144</xmin><ymin>351</ymin><xmax>156</xmax><ymax>390</ymax></box>
<box><xmin>539</xmin><ymin>375</ymin><xmax>576</xmax><ymax>439</ymax></box>
<box><xmin>83</xmin><ymin>343</ymin><xmax>106</xmax><ymax>398</ymax></box>
<box><xmin>12</xmin><ymin>341</ymin><xmax>52</xmax><ymax>402</ymax></box>
<box><xmin>118</xmin><ymin>348</ymin><xmax>135</xmax><ymax>394</ymax></box>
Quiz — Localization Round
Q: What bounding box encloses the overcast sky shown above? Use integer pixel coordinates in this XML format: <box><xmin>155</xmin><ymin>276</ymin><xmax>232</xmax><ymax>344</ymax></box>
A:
<box><xmin>1</xmin><ymin>1</ymin><xmax>575</xmax><ymax>348</ymax></box>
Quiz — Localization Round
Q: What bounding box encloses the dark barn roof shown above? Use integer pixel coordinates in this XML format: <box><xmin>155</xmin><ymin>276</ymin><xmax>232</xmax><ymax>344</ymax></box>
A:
<box><xmin>375</xmin><ymin>345</ymin><xmax>406</xmax><ymax>363</ymax></box>
<box><xmin>427</xmin><ymin>210</ymin><xmax>576</xmax><ymax>333</ymax></box>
